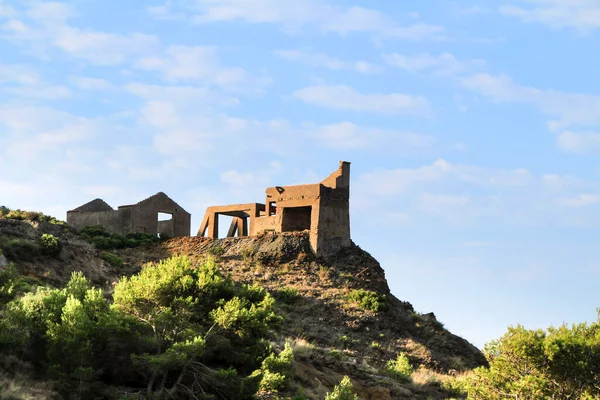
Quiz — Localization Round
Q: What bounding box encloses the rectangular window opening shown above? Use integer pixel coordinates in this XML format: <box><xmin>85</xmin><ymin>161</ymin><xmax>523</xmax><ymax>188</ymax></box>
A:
<box><xmin>281</xmin><ymin>206</ymin><xmax>312</xmax><ymax>232</ymax></box>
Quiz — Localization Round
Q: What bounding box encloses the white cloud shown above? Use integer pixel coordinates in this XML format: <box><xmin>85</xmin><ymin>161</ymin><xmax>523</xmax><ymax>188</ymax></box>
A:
<box><xmin>357</xmin><ymin>159</ymin><xmax>533</xmax><ymax>197</ymax></box>
<box><xmin>134</xmin><ymin>45</ymin><xmax>271</xmax><ymax>91</ymax></box>
<box><xmin>69</xmin><ymin>76</ymin><xmax>114</xmax><ymax>91</ymax></box>
<box><xmin>0</xmin><ymin>64</ymin><xmax>39</xmax><ymax>84</ymax></box>
<box><xmin>0</xmin><ymin>105</ymin><xmax>103</xmax><ymax>157</ymax></box>
<box><xmin>0</xmin><ymin>63</ymin><xmax>71</xmax><ymax>99</ymax></box>
<box><xmin>125</xmin><ymin>82</ymin><xmax>240</xmax><ymax>107</ymax></box>
<box><xmin>354</xmin><ymin>159</ymin><xmax>600</xmax><ymax>227</ymax></box>
<box><xmin>556</xmin><ymin>131</ymin><xmax>600</xmax><ymax>154</ymax></box>
<box><xmin>293</xmin><ymin>85</ymin><xmax>430</xmax><ymax>114</ymax></box>
<box><xmin>186</xmin><ymin>0</ymin><xmax>446</xmax><ymax>40</ymax></box>
<box><xmin>275</xmin><ymin>49</ymin><xmax>380</xmax><ymax>73</ymax></box>
<box><xmin>500</xmin><ymin>0</ymin><xmax>600</xmax><ymax>32</ymax></box>
<box><xmin>2</xmin><ymin>3</ymin><xmax>160</xmax><ymax>65</ymax></box>
<box><xmin>6</xmin><ymin>84</ymin><xmax>71</xmax><ymax>99</ymax></box>
<box><xmin>306</xmin><ymin>121</ymin><xmax>435</xmax><ymax>152</ymax></box>
<box><xmin>460</xmin><ymin>73</ymin><xmax>600</xmax><ymax>129</ymax></box>
<box><xmin>146</xmin><ymin>5</ymin><xmax>186</xmax><ymax>21</ymax></box>
<box><xmin>557</xmin><ymin>194</ymin><xmax>600</xmax><ymax>207</ymax></box>
<box><xmin>383</xmin><ymin>52</ymin><xmax>485</xmax><ymax>76</ymax></box>
<box><xmin>54</xmin><ymin>30</ymin><xmax>159</xmax><ymax>65</ymax></box>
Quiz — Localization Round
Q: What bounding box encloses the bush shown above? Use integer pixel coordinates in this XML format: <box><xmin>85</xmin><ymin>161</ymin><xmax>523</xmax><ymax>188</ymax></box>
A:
<box><xmin>101</xmin><ymin>253</ymin><xmax>123</xmax><ymax>268</ymax></box>
<box><xmin>346</xmin><ymin>289</ymin><xmax>388</xmax><ymax>312</ymax></box>
<box><xmin>464</xmin><ymin>319</ymin><xmax>600</xmax><ymax>399</ymax></box>
<box><xmin>0</xmin><ymin>257</ymin><xmax>285</xmax><ymax>399</ymax></box>
<box><xmin>39</xmin><ymin>233</ymin><xmax>61</xmax><ymax>257</ymax></box>
<box><xmin>208</xmin><ymin>245</ymin><xmax>225</xmax><ymax>261</ymax></box>
<box><xmin>385</xmin><ymin>352</ymin><xmax>413</xmax><ymax>383</ymax></box>
<box><xmin>276</xmin><ymin>287</ymin><xmax>299</xmax><ymax>304</ymax></box>
<box><xmin>80</xmin><ymin>226</ymin><xmax>161</xmax><ymax>250</ymax></box>
<box><xmin>113</xmin><ymin>256</ymin><xmax>281</xmax><ymax>398</ymax></box>
<box><xmin>1</xmin><ymin>238</ymin><xmax>39</xmax><ymax>261</ymax></box>
<box><xmin>0</xmin><ymin>207</ymin><xmax>64</xmax><ymax>225</ymax></box>
<box><xmin>0</xmin><ymin>264</ymin><xmax>29</xmax><ymax>304</ymax></box>
<box><xmin>325</xmin><ymin>376</ymin><xmax>358</xmax><ymax>400</ymax></box>
<box><xmin>252</xmin><ymin>343</ymin><xmax>294</xmax><ymax>392</ymax></box>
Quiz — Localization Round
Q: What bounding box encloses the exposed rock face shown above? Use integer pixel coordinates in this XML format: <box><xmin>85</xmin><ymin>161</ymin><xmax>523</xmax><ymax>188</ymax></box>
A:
<box><xmin>0</xmin><ymin>253</ymin><xmax>8</xmax><ymax>269</ymax></box>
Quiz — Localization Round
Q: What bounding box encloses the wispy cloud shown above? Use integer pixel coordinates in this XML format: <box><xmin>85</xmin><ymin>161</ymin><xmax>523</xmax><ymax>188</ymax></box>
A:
<box><xmin>154</xmin><ymin>0</ymin><xmax>447</xmax><ymax>41</ymax></box>
<box><xmin>134</xmin><ymin>45</ymin><xmax>271</xmax><ymax>92</ymax></box>
<box><xmin>354</xmin><ymin>158</ymin><xmax>600</xmax><ymax>227</ymax></box>
<box><xmin>383</xmin><ymin>52</ymin><xmax>485</xmax><ymax>76</ymax></box>
<box><xmin>293</xmin><ymin>84</ymin><xmax>430</xmax><ymax>114</ymax></box>
<box><xmin>2</xmin><ymin>2</ymin><xmax>159</xmax><ymax>65</ymax></box>
<box><xmin>304</xmin><ymin>121</ymin><xmax>435</xmax><ymax>152</ymax></box>
<box><xmin>275</xmin><ymin>49</ymin><xmax>380</xmax><ymax>73</ymax></box>
<box><xmin>460</xmin><ymin>73</ymin><xmax>600</xmax><ymax>131</ymax></box>
<box><xmin>500</xmin><ymin>0</ymin><xmax>600</xmax><ymax>32</ymax></box>
<box><xmin>556</xmin><ymin>131</ymin><xmax>600</xmax><ymax>154</ymax></box>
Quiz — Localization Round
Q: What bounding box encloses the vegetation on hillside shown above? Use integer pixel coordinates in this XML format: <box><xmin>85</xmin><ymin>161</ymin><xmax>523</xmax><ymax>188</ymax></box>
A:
<box><xmin>0</xmin><ymin>256</ymin><xmax>292</xmax><ymax>399</ymax></box>
<box><xmin>80</xmin><ymin>225</ymin><xmax>166</xmax><ymax>249</ymax></box>
<box><xmin>0</xmin><ymin>206</ymin><xmax>65</xmax><ymax>225</ymax></box>
<box><xmin>443</xmin><ymin>316</ymin><xmax>600</xmax><ymax>399</ymax></box>
<box><xmin>3</xmin><ymin>210</ymin><xmax>597</xmax><ymax>399</ymax></box>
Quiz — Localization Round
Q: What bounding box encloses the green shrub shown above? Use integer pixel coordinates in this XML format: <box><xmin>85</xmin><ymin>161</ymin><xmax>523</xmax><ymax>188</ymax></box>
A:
<box><xmin>385</xmin><ymin>352</ymin><xmax>413</xmax><ymax>383</ymax></box>
<box><xmin>1</xmin><ymin>238</ymin><xmax>39</xmax><ymax>261</ymax></box>
<box><xmin>327</xmin><ymin>349</ymin><xmax>344</xmax><ymax>362</ymax></box>
<box><xmin>102</xmin><ymin>253</ymin><xmax>124</xmax><ymax>267</ymax></box>
<box><xmin>241</xmin><ymin>246</ymin><xmax>255</xmax><ymax>263</ymax></box>
<box><xmin>0</xmin><ymin>264</ymin><xmax>29</xmax><ymax>304</ymax></box>
<box><xmin>81</xmin><ymin>226</ymin><xmax>161</xmax><ymax>250</ymax></box>
<box><xmin>346</xmin><ymin>289</ymin><xmax>388</xmax><ymax>312</ymax></box>
<box><xmin>276</xmin><ymin>287</ymin><xmax>299</xmax><ymax>304</ymax></box>
<box><xmin>208</xmin><ymin>245</ymin><xmax>225</xmax><ymax>261</ymax></box>
<box><xmin>464</xmin><ymin>319</ymin><xmax>600</xmax><ymax>399</ymax></box>
<box><xmin>0</xmin><ymin>256</ymin><xmax>285</xmax><ymax>399</ymax></box>
<box><xmin>40</xmin><ymin>233</ymin><xmax>61</xmax><ymax>257</ymax></box>
<box><xmin>325</xmin><ymin>376</ymin><xmax>358</xmax><ymax>400</ymax></box>
<box><xmin>114</xmin><ymin>256</ymin><xmax>281</xmax><ymax>398</ymax></box>
<box><xmin>251</xmin><ymin>343</ymin><xmax>294</xmax><ymax>392</ymax></box>
<box><xmin>0</xmin><ymin>207</ymin><xmax>64</xmax><ymax>225</ymax></box>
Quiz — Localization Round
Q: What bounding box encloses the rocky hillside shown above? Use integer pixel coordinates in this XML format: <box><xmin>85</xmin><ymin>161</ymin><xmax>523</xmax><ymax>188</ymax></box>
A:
<box><xmin>0</xmin><ymin>216</ymin><xmax>486</xmax><ymax>399</ymax></box>
<box><xmin>120</xmin><ymin>233</ymin><xmax>486</xmax><ymax>399</ymax></box>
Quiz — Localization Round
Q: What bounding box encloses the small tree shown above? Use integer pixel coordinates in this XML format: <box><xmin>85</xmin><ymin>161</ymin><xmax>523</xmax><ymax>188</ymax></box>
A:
<box><xmin>385</xmin><ymin>352</ymin><xmax>413</xmax><ymax>383</ymax></box>
<box><xmin>40</xmin><ymin>233</ymin><xmax>61</xmax><ymax>257</ymax></box>
<box><xmin>325</xmin><ymin>376</ymin><xmax>358</xmax><ymax>400</ymax></box>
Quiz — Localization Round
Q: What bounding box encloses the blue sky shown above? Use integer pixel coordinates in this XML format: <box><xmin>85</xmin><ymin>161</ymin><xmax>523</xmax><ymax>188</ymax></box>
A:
<box><xmin>2</xmin><ymin>0</ymin><xmax>600</xmax><ymax>349</ymax></box>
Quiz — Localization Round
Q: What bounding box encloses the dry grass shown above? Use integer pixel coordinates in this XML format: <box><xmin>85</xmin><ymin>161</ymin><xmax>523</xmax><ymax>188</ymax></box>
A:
<box><xmin>409</xmin><ymin>366</ymin><xmax>444</xmax><ymax>386</ymax></box>
<box><xmin>288</xmin><ymin>337</ymin><xmax>316</xmax><ymax>359</ymax></box>
<box><xmin>0</xmin><ymin>373</ymin><xmax>58</xmax><ymax>400</ymax></box>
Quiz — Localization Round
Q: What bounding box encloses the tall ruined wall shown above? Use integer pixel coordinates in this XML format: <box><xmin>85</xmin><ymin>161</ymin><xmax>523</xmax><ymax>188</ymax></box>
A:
<box><xmin>132</xmin><ymin>195</ymin><xmax>191</xmax><ymax>237</ymax></box>
<box><xmin>315</xmin><ymin>185</ymin><xmax>351</xmax><ymax>256</ymax></box>
<box><xmin>67</xmin><ymin>210</ymin><xmax>125</xmax><ymax>235</ymax></box>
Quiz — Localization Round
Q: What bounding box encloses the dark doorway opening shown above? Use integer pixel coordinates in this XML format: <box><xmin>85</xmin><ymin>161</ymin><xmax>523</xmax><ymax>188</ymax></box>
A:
<box><xmin>281</xmin><ymin>206</ymin><xmax>312</xmax><ymax>232</ymax></box>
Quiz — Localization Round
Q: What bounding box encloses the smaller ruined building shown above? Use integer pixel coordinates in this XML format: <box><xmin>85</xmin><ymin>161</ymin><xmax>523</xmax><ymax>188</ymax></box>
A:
<box><xmin>198</xmin><ymin>161</ymin><xmax>351</xmax><ymax>256</ymax></box>
<box><xmin>67</xmin><ymin>192</ymin><xmax>191</xmax><ymax>237</ymax></box>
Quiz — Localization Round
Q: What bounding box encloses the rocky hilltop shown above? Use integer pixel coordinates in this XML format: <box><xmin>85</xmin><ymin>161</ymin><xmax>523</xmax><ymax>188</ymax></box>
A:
<box><xmin>0</xmin><ymin>216</ymin><xmax>485</xmax><ymax>399</ymax></box>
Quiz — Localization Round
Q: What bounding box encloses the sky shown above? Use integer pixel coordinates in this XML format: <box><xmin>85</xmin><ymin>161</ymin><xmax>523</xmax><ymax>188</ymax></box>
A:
<box><xmin>2</xmin><ymin>0</ymin><xmax>600</xmax><ymax>349</ymax></box>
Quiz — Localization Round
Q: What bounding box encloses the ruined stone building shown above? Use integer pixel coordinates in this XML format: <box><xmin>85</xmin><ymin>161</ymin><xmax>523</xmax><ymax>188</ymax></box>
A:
<box><xmin>198</xmin><ymin>161</ymin><xmax>351</xmax><ymax>256</ymax></box>
<box><xmin>67</xmin><ymin>192</ymin><xmax>191</xmax><ymax>237</ymax></box>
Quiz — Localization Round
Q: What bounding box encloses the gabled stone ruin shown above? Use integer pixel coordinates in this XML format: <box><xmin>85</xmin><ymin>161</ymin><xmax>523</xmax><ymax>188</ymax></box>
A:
<box><xmin>67</xmin><ymin>192</ymin><xmax>191</xmax><ymax>237</ymax></box>
<box><xmin>198</xmin><ymin>161</ymin><xmax>352</xmax><ymax>256</ymax></box>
